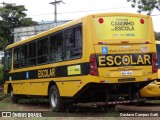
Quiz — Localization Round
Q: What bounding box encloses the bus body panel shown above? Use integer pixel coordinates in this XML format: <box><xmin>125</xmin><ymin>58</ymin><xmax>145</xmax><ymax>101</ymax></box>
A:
<box><xmin>94</xmin><ymin>44</ymin><xmax>153</xmax><ymax>78</ymax></box>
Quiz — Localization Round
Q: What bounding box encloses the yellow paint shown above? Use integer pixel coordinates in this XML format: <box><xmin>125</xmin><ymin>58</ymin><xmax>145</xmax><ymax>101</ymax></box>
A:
<box><xmin>94</xmin><ymin>16</ymin><xmax>149</xmax><ymax>40</ymax></box>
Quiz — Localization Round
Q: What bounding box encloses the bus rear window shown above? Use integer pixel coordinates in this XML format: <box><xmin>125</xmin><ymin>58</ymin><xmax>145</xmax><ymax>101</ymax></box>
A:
<box><xmin>93</xmin><ymin>16</ymin><xmax>149</xmax><ymax>40</ymax></box>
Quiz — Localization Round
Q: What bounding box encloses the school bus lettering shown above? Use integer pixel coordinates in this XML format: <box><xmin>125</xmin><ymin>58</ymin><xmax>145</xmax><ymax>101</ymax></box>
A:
<box><xmin>122</xmin><ymin>55</ymin><xmax>130</xmax><ymax>65</ymax></box>
<box><xmin>115</xmin><ymin>26</ymin><xmax>134</xmax><ymax>31</ymax></box>
<box><xmin>114</xmin><ymin>56</ymin><xmax>121</xmax><ymax>65</ymax></box>
<box><xmin>106</xmin><ymin>56</ymin><xmax>114</xmax><ymax>66</ymax></box>
<box><xmin>38</xmin><ymin>68</ymin><xmax>55</xmax><ymax>78</ymax></box>
<box><xmin>98</xmin><ymin>56</ymin><xmax>106</xmax><ymax>66</ymax></box>
<box><xmin>98</xmin><ymin>54</ymin><xmax>152</xmax><ymax>67</ymax></box>
<box><xmin>111</xmin><ymin>20</ymin><xmax>135</xmax><ymax>31</ymax></box>
<box><xmin>144</xmin><ymin>55</ymin><xmax>151</xmax><ymax>64</ymax></box>
<box><xmin>130</xmin><ymin>55</ymin><xmax>136</xmax><ymax>65</ymax></box>
<box><xmin>137</xmin><ymin>55</ymin><xmax>144</xmax><ymax>64</ymax></box>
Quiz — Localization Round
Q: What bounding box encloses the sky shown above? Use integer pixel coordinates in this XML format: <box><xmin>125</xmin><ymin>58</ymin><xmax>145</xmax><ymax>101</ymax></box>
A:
<box><xmin>1</xmin><ymin>0</ymin><xmax>160</xmax><ymax>32</ymax></box>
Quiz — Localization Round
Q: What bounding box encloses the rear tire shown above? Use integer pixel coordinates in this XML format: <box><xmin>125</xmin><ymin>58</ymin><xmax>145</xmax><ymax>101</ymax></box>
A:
<box><xmin>49</xmin><ymin>85</ymin><xmax>64</xmax><ymax>112</ymax></box>
<box><xmin>10</xmin><ymin>88</ymin><xmax>18</xmax><ymax>104</ymax></box>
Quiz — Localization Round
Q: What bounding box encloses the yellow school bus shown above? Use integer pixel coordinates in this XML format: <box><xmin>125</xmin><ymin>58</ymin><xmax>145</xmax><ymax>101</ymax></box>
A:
<box><xmin>3</xmin><ymin>13</ymin><xmax>158</xmax><ymax>112</ymax></box>
<box><xmin>140</xmin><ymin>40</ymin><xmax>160</xmax><ymax>98</ymax></box>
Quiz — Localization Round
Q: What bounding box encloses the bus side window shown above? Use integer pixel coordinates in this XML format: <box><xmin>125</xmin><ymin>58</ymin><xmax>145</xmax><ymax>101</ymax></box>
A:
<box><xmin>50</xmin><ymin>34</ymin><xmax>58</xmax><ymax>62</ymax></box>
<box><xmin>20</xmin><ymin>45</ymin><xmax>28</xmax><ymax>67</ymax></box>
<box><xmin>50</xmin><ymin>34</ymin><xmax>57</xmax><ymax>53</ymax></box>
<box><xmin>74</xmin><ymin>26</ymin><xmax>82</xmax><ymax>56</ymax></box>
<box><xmin>5</xmin><ymin>49</ymin><xmax>12</xmax><ymax>70</ymax></box>
<box><xmin>14</xmin><ymin>47</ymin><xmax>20</xmax><ymax>69</ymax></box>
<box><xmin>65</xmin><ymin>28</ymin><xmax>74</xmax><ymax>49</ymax></box>
<box><xmin>29</xmin><ymin>42</ymin><xmax>37</xmax><ymax>66</ymax></box>
<box><xmin>65</xmin><ymin>25</ymin><xmax>82</xmax><ymax>60</ymax></box>
<box><xmin>57</xmin><ymin>32</ymin><xmax>64</xmax><ymax>61</ymax></box>
<box><xmin>37</xmin><ymin>37</ymin><xmax>49</xmax><ymax>64</ymax></box>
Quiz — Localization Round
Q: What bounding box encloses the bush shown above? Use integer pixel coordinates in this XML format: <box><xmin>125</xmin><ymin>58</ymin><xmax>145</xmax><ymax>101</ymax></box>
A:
<box><xmin>0</xmin><ymin>66</ymin><xmax>3</xmax><ymax>84</ymax></box>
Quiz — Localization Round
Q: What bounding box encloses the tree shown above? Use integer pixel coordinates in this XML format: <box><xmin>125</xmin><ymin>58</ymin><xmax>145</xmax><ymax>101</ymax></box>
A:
<box><xmin>0</xmin><ymin>3</ymin><xmax>37</xmax><ymax>50</ymax></box>
<box><xmin>155</xmin><ymin>32</ymin><xmax>160</xmax><ymax>40</ymax></box>
<box><xmin>127</xmin><ymin>0</ymin><xmax>160</xmax><ymax>15</ymax></box>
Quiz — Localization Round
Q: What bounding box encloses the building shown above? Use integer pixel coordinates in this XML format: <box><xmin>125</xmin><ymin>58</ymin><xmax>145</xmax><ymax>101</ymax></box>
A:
<box><xmin>13</xmin><ymin>20</ymin><xmax>70</xmax><ymax>43</ymax></box>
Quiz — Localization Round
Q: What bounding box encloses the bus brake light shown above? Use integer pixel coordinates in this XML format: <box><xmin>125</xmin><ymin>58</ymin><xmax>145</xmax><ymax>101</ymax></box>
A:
<box><xmin>140</xmin><ymin>19</ymin><xmax>144</xmax><ymax>24</ymax></box>
<box><xmin>98</xmin><ymin>18</ymin><xmax>104</xmax><ymax>24</ymax></box>
<box><xmin>152</xmin><ymin>53</ymin><xmax>158</xmax><ymax>73</ymax></box>
<box><xmin>89</xmin><ymin>54</ymin><xmax>99</xmax><ymax>76</ymax></box>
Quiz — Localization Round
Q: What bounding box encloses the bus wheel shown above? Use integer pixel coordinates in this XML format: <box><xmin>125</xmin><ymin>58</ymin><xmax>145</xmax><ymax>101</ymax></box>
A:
<box><xmin>10</xmin><ymin>89</ymin><xmax>18</xmax><ymax>104</ymax></box>
<box><xmin>49</xmin><ymin>86</ymin><xmax>64</xmax><ymax>112</ymax></box>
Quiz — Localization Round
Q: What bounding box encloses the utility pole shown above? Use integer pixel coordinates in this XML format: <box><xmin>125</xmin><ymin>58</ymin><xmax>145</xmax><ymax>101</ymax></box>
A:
<box><xmin>49</xmin><ymin>0</ymin><xmax>65</xmax><ymax>23</ymax></box>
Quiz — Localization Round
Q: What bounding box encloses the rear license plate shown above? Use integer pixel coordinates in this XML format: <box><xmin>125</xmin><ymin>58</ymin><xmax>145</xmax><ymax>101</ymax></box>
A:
<box><xmin>121</xmin><ymin>71</ymin><xmax>133</xmax><ymax>76</ymax></box>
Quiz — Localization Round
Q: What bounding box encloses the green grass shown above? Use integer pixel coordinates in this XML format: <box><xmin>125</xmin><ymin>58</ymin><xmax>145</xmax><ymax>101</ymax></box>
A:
<box><xmin>0</xmin><ymin>101</ymin><xmax>9</xmax><ymax>108</ymax></box>
<box><xmin>146</xmin><ymin>100</ymin><xmax>160</xmax><ymax>104</ymax></box>
<box><xmin>0</xmin><ymin>92</ymin><xmax>5</xmax><ymax>99</ymax></box>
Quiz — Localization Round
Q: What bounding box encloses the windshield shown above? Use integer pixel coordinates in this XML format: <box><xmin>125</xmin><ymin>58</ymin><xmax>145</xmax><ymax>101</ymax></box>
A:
<box><xmin>94</xmin><ymin>16</ymin><xmax>149</xmax><ymax>41</ymax></box>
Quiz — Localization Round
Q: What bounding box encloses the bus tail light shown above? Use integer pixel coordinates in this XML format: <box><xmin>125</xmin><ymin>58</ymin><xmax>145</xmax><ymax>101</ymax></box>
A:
<box><xmin>152</xmin><ymin>53</ymin><xmax>158</xmax><ymax>73</ymax></box>
<box><xmin>98</xmin><ymin>18</ymin><xmax>104</xmax><ymax>24</ymax></box>
<box><xmin>140</xmin><ymin>19</ymin><xmax>144</xmax><ymax>24</ymax></box>
<box><xmin>89</xmin><ymin>54</ymin><xmax>99</xmax><ymax>76</ymax></box>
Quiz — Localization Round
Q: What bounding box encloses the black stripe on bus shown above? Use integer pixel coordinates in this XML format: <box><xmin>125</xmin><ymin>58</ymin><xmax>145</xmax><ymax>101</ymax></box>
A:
<box><xmin>97</xmin><ymin>53</ymin><xmax>152</xmax><ymax>67</ymax></box>
<box><xmin>5</xmin><ymin>62</ymin><xmax>90</xmax><ymax>81</ymax></box>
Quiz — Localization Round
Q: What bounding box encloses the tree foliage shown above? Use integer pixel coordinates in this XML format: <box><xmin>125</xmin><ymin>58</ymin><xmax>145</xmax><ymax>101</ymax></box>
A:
<box><xmin>155</xmin><ymin>32</ymin><xmax>160</xmax><ymax>40</ymax></box>
<box><xmin>0</xmin><ymin>3</ymin><xmax>37</xmax><ymax>50</ymax></box>
<box><xmin>127</xmin><ymin>0</ymin><xmax>160</xmax><ymax>15</ymax></box>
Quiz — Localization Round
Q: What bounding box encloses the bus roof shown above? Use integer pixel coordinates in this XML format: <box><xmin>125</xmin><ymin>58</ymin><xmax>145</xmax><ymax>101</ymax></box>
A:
<box><xmin>92</xmin><ymin>12</ymin><xmax>150</xmax><ymax>19</ymax></box>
